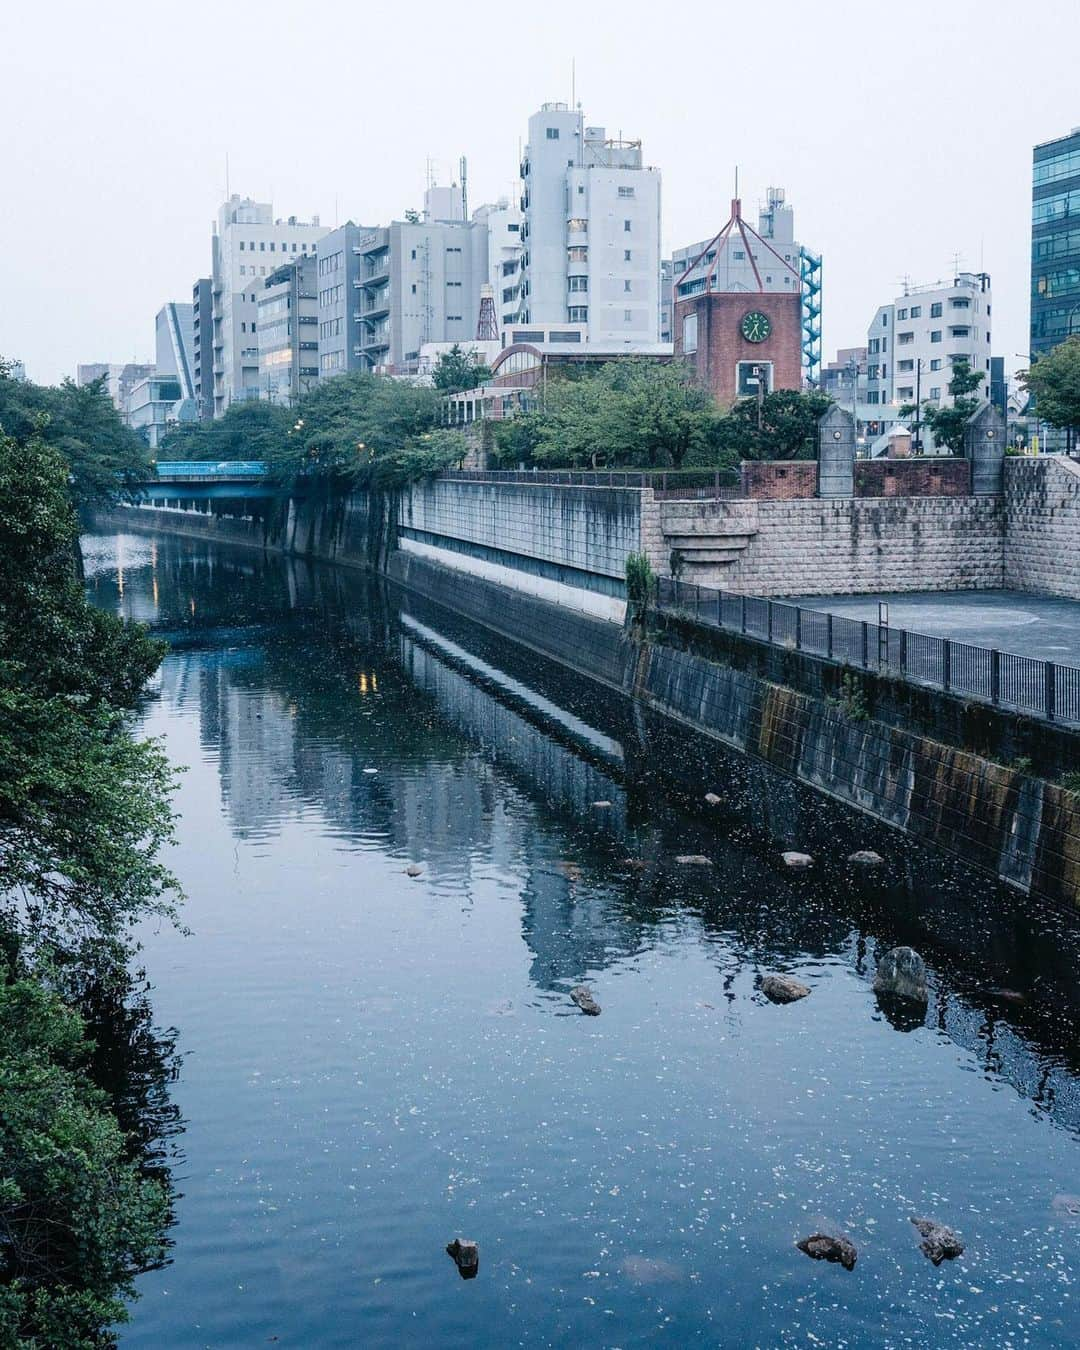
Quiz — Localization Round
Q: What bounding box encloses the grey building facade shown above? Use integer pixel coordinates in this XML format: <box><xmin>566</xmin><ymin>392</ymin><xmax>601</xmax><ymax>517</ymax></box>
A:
<box><xmin>1031</xmin><ymin>127</ymin><xmax>1080</xmax><ymax>358</ymax></box>
<box><xmin>316</xmin><ymin>223</ymin><xmax>367</xmax><ymax>378</ymax></box>
<box><xmin>257</xmin><ymin>254</ymin><xmax>320</xmax><ymax>404</ymax></box>
<box><xmin>191</xmin><ymin>277</ymin><xmax>213</xmax><ymax>420</ymax></box>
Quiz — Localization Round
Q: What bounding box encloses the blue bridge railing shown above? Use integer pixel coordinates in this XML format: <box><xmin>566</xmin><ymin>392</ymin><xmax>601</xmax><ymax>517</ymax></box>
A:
<box><xmin>153</xmin><ymin>460</ymin><xmax>268</xmax><ymax>479</ymax></box>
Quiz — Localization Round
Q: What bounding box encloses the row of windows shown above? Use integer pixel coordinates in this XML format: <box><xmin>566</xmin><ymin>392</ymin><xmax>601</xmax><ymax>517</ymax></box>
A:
<box><xmin>1034</xmin><ymin>144</ymin><xmax>1080</xmax><ymax>185</ymax></box>
<box><xmin>317</xmin><ymin>252</ymin><xmax>343</xmax><ymax>277</ymax></box>
<box><xmin>238</xmin><ymin>240</ymin><xmax>312</xmax><ymax>254</ymax></box>
<box><xmin>1033</xmin><ymin>188</ymin><xmax>1080</xmax><ymax>224</ymax></box>
<box><xmin>1034</xmin><ymin>266</ymin><xmax>1080</xmax><ymax>299</ymax></box>
<box><xmin>1032</xmin><ymin>225</ymin><xmax>1080</xmax><ymax>262</ymax></box>
<box><xmin>320</xmin><ymin>318</ymin><xmax>343</xmax><ymax>339</ymax></box>
<box><xmin>321</xmin><ymin>350</ymin><xmax>345</xmax><ymax>372</ymax></box>
<box><xmin>318</xmin><ymin>284</ymin><xmax>344</xmax><ymax>307</ymax></box>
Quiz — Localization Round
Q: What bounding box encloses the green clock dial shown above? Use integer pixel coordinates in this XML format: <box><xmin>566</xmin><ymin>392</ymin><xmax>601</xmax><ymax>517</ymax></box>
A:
<box><xmin>741</xmin><ymin>310</ymin><xmax>772</xmax><ymax>343</ymax></box>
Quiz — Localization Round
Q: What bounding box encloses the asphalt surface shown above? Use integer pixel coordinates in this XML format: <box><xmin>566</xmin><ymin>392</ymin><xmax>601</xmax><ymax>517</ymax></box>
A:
<box><xmin>784</xmin><ymin>589</ymin><xmax>1080</xmax><ymax>666</ymax></box>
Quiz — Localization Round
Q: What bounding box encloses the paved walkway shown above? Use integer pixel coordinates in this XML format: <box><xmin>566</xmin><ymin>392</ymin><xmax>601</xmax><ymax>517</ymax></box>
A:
<box><xmin>784</xmin><ymin>589</ymin><xmax>1080</xmax><ymax>667</ymax></box>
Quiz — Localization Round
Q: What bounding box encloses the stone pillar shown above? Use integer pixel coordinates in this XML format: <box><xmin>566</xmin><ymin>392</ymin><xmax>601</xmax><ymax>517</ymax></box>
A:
<box><xmin>966</xmin><ymin>400</ymin><xmax>1007</xmax><ymax>495</ymax></box>
<box><xmin>817</xmin><ymin>404</ymin><xmax>856</xmax><ymax>497</ymax></box>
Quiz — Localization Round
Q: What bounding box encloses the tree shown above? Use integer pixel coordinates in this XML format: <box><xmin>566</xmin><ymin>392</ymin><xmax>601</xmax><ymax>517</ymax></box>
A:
<box><xmin>491</xmin><ymin>360</ymin><xmax>727</xmax><ymax>470</ymax></box>
<box><xmin>719</xmin><ymin>387</ymin><xmax>833</xmax><ymax>460</ymax></box>
<box><xmin>0</xmin><ymin>362</ymin><xmax>150</xmax><ymax>509</ymax></box>
<box><xmin>158</xmin><ymin>399</ymin><xmax>290</xmax><ymax>464</ymax></box>
<box><xmin>431</xmin><ymin>345</ymin><xmax>492</xmax><ymax>396</ymax></box>
<box><xmin>900</xmin><ymin>358</ymin><xmax>983</xmax><ymax>453</ymax></box>
<box><xmin>1020</xmin><ymin>336</ymin><xmax>1080</xmax><ymax>437</ymax></box>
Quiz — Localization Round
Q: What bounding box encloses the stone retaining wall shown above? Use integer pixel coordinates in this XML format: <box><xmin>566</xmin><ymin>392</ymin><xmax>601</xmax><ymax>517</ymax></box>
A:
<box><xmin>1005</xmin><ymin>455</ymin><xmax>1080</xmax><ymax>599</ymax></box>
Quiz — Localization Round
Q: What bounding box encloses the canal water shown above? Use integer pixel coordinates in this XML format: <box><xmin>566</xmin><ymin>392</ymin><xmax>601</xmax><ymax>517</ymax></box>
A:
<box><xmin>85</xmin><ymin>530</ymin><xmax>1080</xmax><ymax>1349</ymax></box>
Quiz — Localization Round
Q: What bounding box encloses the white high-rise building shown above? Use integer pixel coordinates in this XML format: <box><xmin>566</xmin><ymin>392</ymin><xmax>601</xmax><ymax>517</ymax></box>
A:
<box><xmin>211</xmin><ymin>196</ymin><xmax>327</xmax><ymax>415</ymax></box>
<box><xmin>517</xmin><ymin>103</ymin><xmax>661</xmax><ymax>347</ymax></box>
<box><xmin>865</xmin><ymin>272</ymin><xmax>993</xmax><ymax>420</ymax></box>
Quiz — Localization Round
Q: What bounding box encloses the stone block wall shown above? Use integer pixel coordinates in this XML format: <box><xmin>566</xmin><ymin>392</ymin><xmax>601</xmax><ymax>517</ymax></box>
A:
<box><xmin>709</xmin><ymin>496</ymin><xmax>1005</xmax><ymax>596</ymax></box>
<box><xmin>1005</xmin><ymin>456</ymin><xmax>1080</xmax><ymax>599</ymax></box>
<box><xmin>740</xmin><ymin>461</ymin><xmax>818</xmax><ymax>499</ymax></box>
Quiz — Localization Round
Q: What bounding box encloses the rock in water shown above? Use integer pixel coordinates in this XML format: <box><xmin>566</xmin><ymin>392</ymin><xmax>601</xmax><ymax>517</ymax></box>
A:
<box><xmin>704</xmin><ymin>792</ymin><xmax>721</xmax><ymax>806</ymax></box>
<box><xmin>592</xmin><ymin>800</ymin><xmax>612</xmax><ymax>809</ymax></box>
<box><xmin>446</xmin><ymin>1238</ymin><xmax>479</xmax><ymax>1279</ymax></box>
<box><xmin>796</xmin><ymin>1233</ymin><xmax>857</xmax><ymax>1271</ymax></box>
<box><xmin>570</xmin><ymin>985</ymin><xmax>601</xmax><ymax>1016</ymax></box>
<box><xmin>848</xmin><ymin>850</ymin><xmax>884</xmax><ymax>866</ymax></box>
<box><xmin>675</xmin><ymin>854</ymin><xmax>711</xmax><ymax>866</ymax></box>
<box><xmin>782</xmin><ymin>851</ymin><xmax>813</xmax><ymax>869</ymax></box>
<box><xmin>761</xmin><ymin>974</ymin><xmax>811</xmax><ymax>1004</ymax></box>
<box><xmin>405</xmin><ymin>864</ymin><xmax>423</xmax><ymax>877</ymax></box>
<box><xmin>911</xmin><ymin>1217</ymin><xmax>964</xmax><ymax>1264</ymax></box>
<box><xmin>873</xmin><ymin>946</ymin><xmax>929</xmax><ymax>1004</ymax></box>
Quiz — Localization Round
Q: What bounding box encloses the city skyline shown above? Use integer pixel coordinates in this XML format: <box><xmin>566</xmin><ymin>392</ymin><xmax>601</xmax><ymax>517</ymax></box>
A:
<box><xmin>3</xmin><ymin>0</ymin><xmax>1079</xmax><ymax>384</ymax></box>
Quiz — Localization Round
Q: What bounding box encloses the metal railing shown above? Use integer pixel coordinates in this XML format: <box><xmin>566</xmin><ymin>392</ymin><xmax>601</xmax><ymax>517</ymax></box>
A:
<box><xmin>155</xmin><ymin>461</ymin><xmax>268</xmax><ymax>479</ymax></box>
<box><xmin>655</xmin><ymin>577</ymin><xmax>1080</xmax><ymax>726</ymax></box>
<box><xmin>441</xmin><ymin>468</ymin><xmax>741</xmax><ymax>496</ymax></box>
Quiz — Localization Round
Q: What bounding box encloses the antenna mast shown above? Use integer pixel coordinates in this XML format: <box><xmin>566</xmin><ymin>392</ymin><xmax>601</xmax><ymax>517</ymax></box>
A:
<box><xmin>460</xmin><ymin>156</ymin><xmax>468</xmax><ymax>220</ymax></box>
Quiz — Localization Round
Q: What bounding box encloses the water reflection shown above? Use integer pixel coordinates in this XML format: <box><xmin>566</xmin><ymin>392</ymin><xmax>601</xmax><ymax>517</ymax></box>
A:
<box><xmin>86</xmin><ymin>532</ymin><xmax>1080</xmax><ymax>1349</ymax></box>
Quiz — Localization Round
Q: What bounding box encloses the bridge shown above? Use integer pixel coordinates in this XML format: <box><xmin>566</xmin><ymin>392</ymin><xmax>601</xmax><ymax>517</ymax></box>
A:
<box><xmin>135</xmin><ymin>461</ymin><xmax>279</xmax><ymax>501</ymax></box>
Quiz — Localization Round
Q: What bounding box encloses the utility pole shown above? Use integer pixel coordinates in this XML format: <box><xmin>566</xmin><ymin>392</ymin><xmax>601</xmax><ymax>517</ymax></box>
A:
<box><xmin>913</xmin><ymin>357</ymin><xmax>922</xmax><ymax>453</ymax></box>
<box><xmin>755</xmin><ymin>364</ymin><xmax>765</xmax><ymax>430</ymax></box>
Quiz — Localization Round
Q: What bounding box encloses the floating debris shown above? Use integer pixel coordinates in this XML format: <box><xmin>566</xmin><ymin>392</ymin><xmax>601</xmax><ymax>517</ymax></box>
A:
<box><xmin>446</xmin><ymin>1238</ymin><xmax>479</xmax><ymax>1279</ymax></box>
<box><xmin>761</xmin><ymin>974</ymin><xmax>811</xmax><ymax>1004</ymax></box>
<box><xmin>675</xmin><ymin>854</ymin><xmax>711</xmax><ymax>866</ymax></box>
<box><xmin>570</xmin><ymin>985</ymin><xmax>601</xmax><ymax>1016</ymax></box>
<box><xmin>781</xmin><ymin>851</ymin><xmax>813</xmax><ymax>869</ymax></box>
<box><xmin>704</xmin><ymin>792</ymin><xmax>721</xmax><ymax>806</ymax></box>
<box><xmin>591</xmin><ymin>799</ymin><xmax>612</xmax><ymax>809</ymax></box>
<box><xmin>848</xmin><ymin>849</ymin><xmax>884</xmax><ymax>866</ymax></box>
<box><xmin>985</xmin><ymin>986</ymin><xmax>1027</xmax><ymax>1005</ymax></box>
<box><xmin>796</xmin><ymin>1232</ymin><xmax>857</xmax><ymax>1270</ymax></box>
<box><xmin>911</xmin><ymin>1217</ymin><xmax>964</xmax><ymax>1265</ymax></box>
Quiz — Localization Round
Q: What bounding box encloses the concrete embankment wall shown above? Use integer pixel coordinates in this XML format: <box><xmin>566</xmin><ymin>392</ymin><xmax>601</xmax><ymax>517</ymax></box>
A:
<box><xmin>1005</xmin><ymin>455</ymin><xmax>1080</xmax><ymax>599</ymax></box>
<box><xmin>397</xmin><ymin>478</ymin><xmax>641</xmax><ymax>622</ymax></box>
<box><xmin>386</xmin><ymin>549</ymin><xmax>1079</xmax><ymax>908</ymax></box>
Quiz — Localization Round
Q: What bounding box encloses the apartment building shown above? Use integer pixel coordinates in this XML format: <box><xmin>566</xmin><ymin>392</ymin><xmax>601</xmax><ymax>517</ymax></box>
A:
<box><xmin>211</xmin><ymin>195</ymin><xmax>327</xmax><ymax>414</ymax></box>
<box><xmin>191</xmin><ymin>278</ymin><xmax>213</xmax><ymax>420</ymax></box>
<box><xmin>517</xmin><ymin>103</ymin><xmax>661</xmax><ymax>347</ymax></box>
<box><xmin>865</xmin><ymin>272</ymin><xmax>993</xmax><ymax>418</ymax></box>
<box><xmin>257</xmin><ymin>254</ymin><xmax>320</xmax><ymax>405</ymax></box>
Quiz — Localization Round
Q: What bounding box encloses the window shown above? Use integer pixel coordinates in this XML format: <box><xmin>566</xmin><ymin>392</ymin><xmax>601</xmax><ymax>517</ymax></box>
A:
<box><xmin>546</xmin><ymin>127</ymin><xmax>559</xmax><ymax>139</ymax></box>
<box><xmin>882</xmin><ymin>338</ymin><xmax>887</xmax><ymax>351</ymax></box>
<box><xmin>447</xmin><ymin>314</ymin><xmax>463</xmax><ymax>322</ymax></box>
<box><xmin>929</xmin><ymin>387</ymin><xmax>942</xmax><ymax>400</ymax></box>
<box><xmin>737</xmin><ymin>361</ymin><xmax>772</xmax><ymax>397</ymax></box>
<box><xmin>867</xmin><ymin>391</ymin><xmax>880</xmax><ymax>404</ymax></box>
<box><xmin>930</xmin><ymin>302</ymin><xmax>942</xmax><ymax>317</ymax></box>
<box><xmin>270</xmin><ymin>242</ymin><xmax>275</xmax><ymax>251</ymax></box>
<box><xmin>881</xmin><ymin>313</ymin><xmax>888</xmax><ymax>326</ymax></box>
<box><xmin>898</xmin><ymin>359</ymin><xmax>914</xmax><ymax>372</ymax></box>
<box><xmin>293</xmin><ymin>244</ymin><xmax>298</xmax><ymax>252</ymax></box>
<box><xmin>568</xmin><ymin>276</ymin><xmax>588</xmax><ymax>292</ymax></box>
<box><xmin>910</xmin><ymin>305</ymin><xmax>922</xmax><ymax>317</ymax></box>
<box><xmin>624</xmin><ymin>249</ymin><xmax>632</xmax><ymax>261</ymax></box>
<box><xmin>624</xmin><ymin>219</ymin><xmax>632</xmax><ymax>232</ymax></box>
<box><xmin>950</xmin><ymin>297</ymin><xmax>971</xmax><ymax>308</ymax></box>
<box><xmin>868</xmin><ymin>338</ymin><xmax>880</xmax><ymax>354</ymax></box>
<box><xmin>618</xmin><ymin>185</ymin><xmax>635</xmax><ymax>198</ymax></box>
<box><xmin>447</xmin><ymin>280</ymin><xmax>462</xmax><ymax>287</ymax></box>
<box><xmin>577</xmin><ymin>185</ymin><xmax>584</xmax><ymax>194</ymax></box>
<box><xmin>240</xmin><ymin>265</ymin><xmax>246</xmax><ymax>276</ymax></box>
<box><xmin>568</xmin><ymin>306</ymin><xmax>588</xmax><ymax>322</ymax></box>
<box><xmin>683</xmin><ymin>312</ymin><xmax>698</xmax><ymax>354</ymax></box>
<box><xmin>411</xmin><ymin>283</ymin><xmax>417</xmax><ymax>293</ymax></box>
<box><xmin>950</xmin><ymin>326</ymin><xmax>970</xmax><ymax>337</ymax></box>
<box><xmin>897</xmin><ymin>307</ymin><xmax>908</xmax><ymax>320</ymax></box>
<box><xmin>624</xmin><ymin>308</ymin><xmax>633</xmax><ymax>322</ymax></box>
<box><xmin>930</xmin><ymin>330</ymin><xmax>942</xmax><ymax>342</ymax></box>
<box><xmin>624</xmin><ymin>280</ymin><xmax>631</xmax><ymax>292</ymax></box>
<box><xmin>898</xmin><ymin>331</ymin><xmax>914</xmax><ymax>344</ymax></box>
<box><xmin>446</xmin><ymin>246</ymin><xmax>462</xmax><ymax>253</ymax></box>
<box><xmin>930</xmin><ymin>358</ymin><xmax>942</xmax><ymax>370</ymax></box>
<box><xmin>897</xmin><ymin>386</ymin><xmax>914</xmax><ymax>399</ymax></box>
<box><xmin>239</xmin><ymin>241</ymin><xmax>245</xmax><ymax>251</ymax></box>
<box><xmin>733</xmin><ymin>249</ymin><xmax>745</xmax><ymax>260</ymax></box>
<box><xmin>867</xmin><ymin>364</ymin><xmax>880</xmax><ymax>379</ymax></box>
<box><xmin>260</xmin><ymin>241</ymin><xmax>265</xmax><ymax>251</ymax></box>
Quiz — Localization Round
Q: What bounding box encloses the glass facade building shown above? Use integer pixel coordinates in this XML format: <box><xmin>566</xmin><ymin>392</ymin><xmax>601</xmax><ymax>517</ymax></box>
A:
<box><xmin>1031</xmin><ymin>128</ymin><xmax>1080</xmax><ymax>356</ymax></box>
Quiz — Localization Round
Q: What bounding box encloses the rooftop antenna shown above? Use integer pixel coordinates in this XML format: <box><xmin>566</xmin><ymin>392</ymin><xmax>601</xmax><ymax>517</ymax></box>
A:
<box><xmin>460</xmin><ymin>156</ymin><xmax>468</xmax><ymax>220</ymax></box>
<box><xmin>225</xmin><ymin>151</ymin><xmax>230</xmax><ymax>201</ymax></box>
<box><xmin>571</xmin><ymin>57</ymin><xmax>576</xmax><ymax>109</ymax></box>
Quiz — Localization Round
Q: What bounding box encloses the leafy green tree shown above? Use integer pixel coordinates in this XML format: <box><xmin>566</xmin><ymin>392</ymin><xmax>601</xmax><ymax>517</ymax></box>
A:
<box><xmin>374</xmin><ymin>428</ymin><xmax>469</xmax><ymax>487</ymax></box>
<box><xmin>719</xmin><ymin>388</ymin><xmax>833</xmax><ymax>461</ymax></box>
<box><xmin>900</xmin><ymin>358</ymin><xmax>983</xmax><ymax>453</ymax></box>
<box><xmin>491</xmin><ymin>360</ymin><xmax>726</xmax><ymax>470</ymax></box>
<box><xmin>1019</xmin><ymin>336</ymin><xmax>1080</xmax><ymax>437</ymax></box>
<box><xmin>0</xmin><ymin>362</ymin><xmax>150</xmax><ymax>509</ymax></box>
<box><xmin>431</xmin><ymin>345</ymin><xmax>492</xmax><ymax>395</ymax></box>
<box><xmin>158</xmin><ymin>400</ymin><xmax>290</xmax><ymax>464</ymax></box>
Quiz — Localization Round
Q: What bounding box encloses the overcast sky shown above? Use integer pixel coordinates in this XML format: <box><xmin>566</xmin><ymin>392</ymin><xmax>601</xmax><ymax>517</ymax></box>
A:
<box><xmin>2</xmin><ymin>0</ymin><xmax>1078</xmax><ymax>385</ymax></box>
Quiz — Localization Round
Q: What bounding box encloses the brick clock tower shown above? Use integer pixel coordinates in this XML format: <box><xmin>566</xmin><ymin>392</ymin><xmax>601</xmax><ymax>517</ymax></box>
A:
<box><xmin>672</xmin><ymin>199</ymin><xmax>803</xmax><ymax>405</ymax></box>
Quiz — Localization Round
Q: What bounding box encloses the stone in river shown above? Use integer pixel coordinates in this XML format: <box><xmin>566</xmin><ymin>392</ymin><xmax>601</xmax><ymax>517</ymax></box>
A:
<box><xmin>592</xmin><ymin>800</ymin><xmax>612</xmax><ymax>808</ymax></box>
<box><xmin>704</xmin><ymin>792</ymin><xmax>721</xmax><ymax>806</ymax></box>
<box><xmin>848</xmin><ymin>849</ymin><xmax>884</xmax><ymax>865</ymax></box>
<box><xmin>782</xmin><ymin>851</ymin><xmax>813</xmax><ymax>869</ymax></box>
<box><xmin>1051</xmin><ymin>1193</ymin><xmax>1080</xmax><ymax>1219</ymax></box>
<box><xmin>405</xmin><ymin>864</ymin><xmax>423</xmax><ymax>877</ymax></box>
<box><xmin>676</xmin><ymin>854</ymin><xmax>711</xmax><ymax>865</ymax></box>
<box><xmin>761</xmin><ymin>973</ymin><xmax>811</xmax><ymax>1004</ymax></box>
<box><xmin>796</xmin><ymin>1232</ymin><xmax>857</xmax><ymax>1270</ymax></box>
<box><xmin>911</xmin><ymin>1217</ymin><xmax>964</xmax><ymax>1264</ymax></box>
<box><xmin>446</xmin><ymin>1238</ymin><xmax>479</xmax><ymax>1279</ymax></box>
<box><xmin>570</xmin><ymin>985</ymin><xmax>601</xmax><ymax>1015</ymax></box>
<box><xmin>873</xmin><ymin>946</ymin><xmax>929</xmax><ymax>1004</ymax></box>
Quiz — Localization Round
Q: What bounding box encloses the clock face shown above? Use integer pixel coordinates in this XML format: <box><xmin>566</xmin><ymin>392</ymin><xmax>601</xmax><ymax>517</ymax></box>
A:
<box><xmin>741</xmin><ymin>310</ymin><xmax>772</xmax><ymax>343</ymax></box>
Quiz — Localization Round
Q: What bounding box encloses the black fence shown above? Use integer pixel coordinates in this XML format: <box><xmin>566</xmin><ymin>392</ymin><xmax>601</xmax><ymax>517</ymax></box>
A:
<box><xmin>442</xmin><ymin>468</ymin><xmax>741</xmax><ymax>496</ymax></box>
<box><xmin>655</xmin><ymin>577</ymin><xmax>1080</xmax><ymax>726</ymax></box>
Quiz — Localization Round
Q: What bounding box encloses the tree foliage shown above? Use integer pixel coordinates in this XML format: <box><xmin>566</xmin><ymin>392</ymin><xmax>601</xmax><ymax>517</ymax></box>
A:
<box><xmin>158</xmin><ymin>400</ymin><xmax>290</xmax><ymax>464</ymax></box>
<box><xmin>1020</xmin><ymin>336</ymin><xmax>1080</xmax><ymax>431</ymax></box>
<box><xmin>901</xmin><ymin>358</ymin><xmax>984</xmax><ymax>453</ymax></box>
<box><xmin>719</xmin><ymin>388</ymin><xmax>833</xmax><ymax>461</ymax></box>
<box><xmin>431</xmin><ymin>345</ymin><xmax>492</xmax><ymax>395</ymax></box>
<box><xmin>0</xmin><ymin>362</ymin><xmax>151</xmax><ymax>510</ymax></box>
<box><xmin>491</xmin><ymin>360</ymin><xmax>728</xmax><ymax>469</ymax></box>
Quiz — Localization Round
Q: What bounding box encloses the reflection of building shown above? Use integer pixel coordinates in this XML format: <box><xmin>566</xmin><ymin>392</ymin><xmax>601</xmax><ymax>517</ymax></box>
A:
<box><xmin>257</xmin><ymin>254</ymin><xmax>319</xmax><ymax>405</ymax></box>
<box><xmin>517</xmin><ymin>103</ymin><xmax>661</xmax><ymax>347</ymax></box>
<box><xmin>1031</xmin><ymin>127</ymin><xmax>1080</xmax><ymax>358</ymax></box>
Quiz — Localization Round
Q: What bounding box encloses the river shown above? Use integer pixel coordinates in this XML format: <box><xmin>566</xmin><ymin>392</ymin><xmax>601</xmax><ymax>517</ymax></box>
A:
<box><xmin>84</xmin><ymin>529</ymin><xmax>1080</xmax><ymax>1348</ymax></box>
